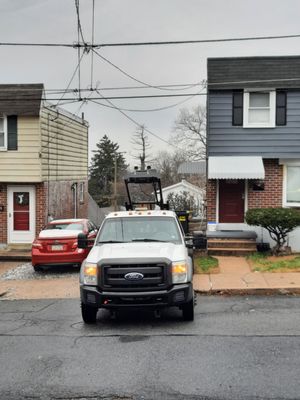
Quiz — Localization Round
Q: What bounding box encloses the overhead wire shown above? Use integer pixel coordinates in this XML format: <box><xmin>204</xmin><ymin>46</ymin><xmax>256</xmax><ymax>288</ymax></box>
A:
<box><xmin>90</xmin><ymin>89</ymin><xmax>182</xmax><ymax>150</ymax></box>
<box><xmin>54</xmin><ymin>51</ymin><xmax>85</xmax><ymax>107</ymax></box>
<box><xmin>86</xmin><ymin>85</ymin><xmax>206</xmax><ymax>112</ymax></box>
<box><xmin>90</xmin><ymin>0</ymin><xmax>95</xmax><ymax>88</ymax></box>
<box><xmin>1</xmin><ymin>33</ymin><xmax>300</xmax><ymax>48</ymax></box>
<box><xmin>92</xmin><ymin>48</ymin><xmax>201</xmax><ymax>91</ymax></box>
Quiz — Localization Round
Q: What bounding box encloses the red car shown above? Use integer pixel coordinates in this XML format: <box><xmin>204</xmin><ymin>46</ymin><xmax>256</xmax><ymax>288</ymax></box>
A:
<box><xmin>31</xmin><ymin>218</ymin><xmax>98</xmax><ymax>271</ymax></box>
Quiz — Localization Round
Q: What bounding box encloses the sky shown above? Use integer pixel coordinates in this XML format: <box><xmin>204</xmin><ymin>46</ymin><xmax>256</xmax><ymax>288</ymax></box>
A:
<box><xmin>1</xmin><ymin>0</ymin><xmax>300</xmax><ymax>166</ymax></box>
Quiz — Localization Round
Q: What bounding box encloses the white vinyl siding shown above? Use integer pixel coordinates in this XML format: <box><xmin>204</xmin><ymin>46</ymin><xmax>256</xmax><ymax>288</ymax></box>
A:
<box><xmin>0</xmin><ymin>117</ymin><xmax>42</xmax><ymax>182</ymax></box>
<box><xmin>40</xmin><ymin>107</ymin><xmax>88</xmax><ymax>181</ymax></box>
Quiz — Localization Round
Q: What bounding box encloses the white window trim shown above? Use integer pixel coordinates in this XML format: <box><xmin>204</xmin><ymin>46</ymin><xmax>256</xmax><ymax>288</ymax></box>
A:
<box><xmin>283</xmin><ymin>163</ymin><xmax>300</xmax><ymax>207</ymax></box>
<box><xmin>0</xmin><ymin>115</ymin><xmax>7</xmax><ymax>151</ymax></box>
<box><xmin>243</xmin><ymin>90</ymin><xmax>276</xmax><ymax>128</ymax></box>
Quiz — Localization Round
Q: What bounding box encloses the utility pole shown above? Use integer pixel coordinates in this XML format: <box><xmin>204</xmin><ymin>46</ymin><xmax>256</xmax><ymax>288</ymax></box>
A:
<box><xmin>113</xmin><ymin>156</ymin><xmax>117</xmax><ymax>211</ymax></box>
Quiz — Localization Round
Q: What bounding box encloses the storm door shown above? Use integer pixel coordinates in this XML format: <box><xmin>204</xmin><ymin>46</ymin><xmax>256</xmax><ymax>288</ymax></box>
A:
<box><xmin>7</xmin><ymin>186</ymin><xmax>36</xmax><ymax>243</ymax></box>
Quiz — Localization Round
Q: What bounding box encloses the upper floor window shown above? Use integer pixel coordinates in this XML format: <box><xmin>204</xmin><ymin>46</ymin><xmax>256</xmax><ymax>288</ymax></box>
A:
<box><xmin>232</xmin><ymin>90</ymin><xmax>287</xmax><ymax>128</ymax></box>
<box><xmin>0</xmin><ymin>115</ymin><xmax>7</xmax><ymax>150</ymax></box>
<box><xmin>244</xmin><ymin>91</ymin><xmax>276</xmax><ymax>128</ymax></box>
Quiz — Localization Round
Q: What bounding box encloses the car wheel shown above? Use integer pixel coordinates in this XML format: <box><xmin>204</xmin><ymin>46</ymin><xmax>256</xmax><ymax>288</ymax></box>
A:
<box><xmin>81</xmin><ymin>303</ymin><xmax>98</xmax><ymax>324</ymax></box>
<box><xmin>33</xmin><ymin>265</ymin><xmax>42</xmax><ymax>272</ymax></box>
<box><xmin>182</xmin><ymin>298</ymin><xmax>194</xmax><ymax>321</ymax></box>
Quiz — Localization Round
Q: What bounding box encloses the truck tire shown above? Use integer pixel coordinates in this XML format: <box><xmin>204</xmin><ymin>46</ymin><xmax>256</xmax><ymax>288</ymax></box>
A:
<box><xmin>33</xmin><ymin>265</ymin><xmax>42</xmax><ymax>272</ymax></box>
<box><xmin>182</xmin><ymin>298</ymin><xmax>194</xmax><ymax>321</ymax></box>
<box><xmin>81</xmin><ymin>303</ymin><xmax>97</xmax><ymax>324</ymax></box>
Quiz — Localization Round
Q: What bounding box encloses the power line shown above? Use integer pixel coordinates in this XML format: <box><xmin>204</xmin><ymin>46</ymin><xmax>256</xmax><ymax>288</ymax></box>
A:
<box><xmin>1</xmin><ymin>33</ymin><xmax>300</xmax><ymax>48</ymax></box>
<box><xmin>0</xmin><ymin>93</ymin><xmax>207</xmax><ymax>101</ymax></box>
<box><xmin>90</xmin><ymin>0</ymin><xmax>95</xmax><ymax>88</ymax></box>
<box><xmin>75</xmin><ymin>0</ymin><xmax>86</xmax><ymax>44</ymax></box>
<box><xmin>0</xmin><ymin>83</ymin><xmax>203</xmax><ymax>92</ymax></box>
<box><xmin>92</xmin><ymin>48</ymin><xmax>201</xmax><ymax>91</ymax></box>
<box><xmin>94</xmin><ymin>33</ymin><xmax>300</xmax><ymax>48</ymax></box>
<box><xmin>88</xmin><ymin>86</ymin><xmax>206</xmax><ymax>112</ymax></box>
<box><xmin>91</xmin><ymin>90</ymin><xmax>181</xmax><ymax>150</ymax></box>
<box><xmin>54</xmin><ymin>52</ymin><xmax>85</xmax><ymax>106</ymax></box>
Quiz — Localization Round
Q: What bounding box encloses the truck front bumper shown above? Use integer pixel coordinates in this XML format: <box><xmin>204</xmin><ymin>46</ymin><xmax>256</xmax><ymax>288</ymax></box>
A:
<box><xmin>80</xmin><ymin>283</ymin><xmax>193</xmax><ymax>309</ymax></box>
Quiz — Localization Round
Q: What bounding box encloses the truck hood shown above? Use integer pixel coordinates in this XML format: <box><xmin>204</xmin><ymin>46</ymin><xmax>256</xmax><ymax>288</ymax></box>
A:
<box><xmin>86</xmin><ymin>242</ymin><xmax>186</xmax><ymax>264</ymax></box>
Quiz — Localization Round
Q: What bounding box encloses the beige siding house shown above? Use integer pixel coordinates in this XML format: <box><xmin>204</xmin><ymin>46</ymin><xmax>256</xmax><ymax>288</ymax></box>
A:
<box><xmin>0</xmin><ymin>84</ymin><xmax>89</xmax><ymax>247</ymax></box>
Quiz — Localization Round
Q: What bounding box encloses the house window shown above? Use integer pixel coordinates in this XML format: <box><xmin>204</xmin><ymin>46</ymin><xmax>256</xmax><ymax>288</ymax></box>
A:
<box><xmin>243</xmin><ymin>91</ymin><xmax>276</xmax><ymax>128</ymax></box>
<box><xmin>79</xmin><ymin>182</ymin><xmax>85</xmax><ymax>203</ymax></box>
<box><xmin>285</xmin><ymin>166</ymin><xmax>300</xmax><ymax>206</ymax></box>
<box><xmin>0</xmin><ymin>115</ymin><xmax>7</xmax><ymax>150</ymax></box>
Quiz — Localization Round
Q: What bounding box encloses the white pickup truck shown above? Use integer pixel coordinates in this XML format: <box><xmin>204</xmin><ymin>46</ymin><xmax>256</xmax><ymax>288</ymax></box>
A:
<box><xmin>78</xmin><ymin>209</ymin><xmax>195</xmax><ymax>323</ymax></box>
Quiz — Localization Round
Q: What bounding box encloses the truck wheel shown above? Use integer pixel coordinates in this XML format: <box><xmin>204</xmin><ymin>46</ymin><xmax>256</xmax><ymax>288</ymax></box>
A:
<box><xmin>81</xmin><ymin>303</ymin><xmax>97</xmax><ymax>324</ymax></box>
<box><xmin>182</xmin><ymin>298</ymin><xmax>194</xmax><ymax>321</ymax></box>
<box><xmin>33</xmin><ymin>265</ymin><xmax>42</xmax><ymax>272</ymax></box>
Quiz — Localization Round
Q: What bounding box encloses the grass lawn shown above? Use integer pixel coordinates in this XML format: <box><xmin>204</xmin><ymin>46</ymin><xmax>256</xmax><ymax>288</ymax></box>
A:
<box><xmin>247</xmin><ymin>252</ymin><xmax>300</xmax><ymax>272</ymax></box>
<box><xmin>194</xmin><ymin>254</ymin><xmax>220</xmax><ymax>274</ymax></box>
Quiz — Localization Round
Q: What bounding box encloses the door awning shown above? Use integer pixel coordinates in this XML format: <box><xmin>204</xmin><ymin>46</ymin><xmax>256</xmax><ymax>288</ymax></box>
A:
<box><xmin>208</xmin><ymin>156</ymin><xmax>265</xmax><ymax>179</ymax></box>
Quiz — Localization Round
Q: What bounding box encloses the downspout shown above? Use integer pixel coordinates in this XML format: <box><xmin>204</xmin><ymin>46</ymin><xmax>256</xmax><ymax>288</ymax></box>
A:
<box><xmin>205</xmin><ymin>77</ymin><xmax>210</xmax><ymax>230</ymax></box>
<box><xmin>71</xmin><ymin>183</ymin><xmax>78</xmax><ymax>218</ymax></box>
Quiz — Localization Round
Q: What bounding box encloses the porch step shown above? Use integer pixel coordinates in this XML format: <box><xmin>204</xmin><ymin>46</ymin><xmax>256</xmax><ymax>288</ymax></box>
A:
<box><xmin>207</xmin><ymin>247</ymin><xmax>256</xmax><ymax>256</ymax></box>
<box><xmin>7</xmin><ymin>244</ymin><xmax>32</xmax><ymax>251</ymax></box>
<box><xmin>207</xmin><ymin>237</ymin><xmax>257</xmax><ymax>256</ymax></box>
<box><xmin>208</xmin><ymin>239</ymin><xmax>257</xmax><ymax>249</ymax></box>
<box><xmin>0</xmin><ymin>244</ymin><xmax>32</xmax><ymax>261</ymax></box>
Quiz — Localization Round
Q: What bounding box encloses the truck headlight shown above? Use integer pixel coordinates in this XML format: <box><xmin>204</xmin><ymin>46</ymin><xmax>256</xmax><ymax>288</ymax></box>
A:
<box><xmin>172</xmin><ymin>261</ymin><xmax>188</xmax><ymax>284</ymax></box>
<box><xmin>83</xmin><ymin>263</ymin><xmax>98</xmax><ymax>285</ymax></box>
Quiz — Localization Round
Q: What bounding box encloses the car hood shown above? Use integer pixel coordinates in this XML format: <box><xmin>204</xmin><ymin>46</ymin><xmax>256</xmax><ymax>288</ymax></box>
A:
<box><xmin>86</xmin><ymin>242</ymin><xmax>186</xmax><ymax>264</ymax></box>
<box><xmin>38</xmin><ymin>229</ymin><xmax>83</xmax><ymax>239</ymax></box>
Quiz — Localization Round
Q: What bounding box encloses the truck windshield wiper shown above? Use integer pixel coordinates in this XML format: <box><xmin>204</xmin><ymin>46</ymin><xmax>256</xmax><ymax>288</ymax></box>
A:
<box><xmin>131</xmin><ymin>238</ymin><xmax>167</xmax><ymax>242</ymax></box>
<box><xmin>98</xmin><ymin>240</ymin><xmax>125</xmax><ymax>244</ymax></box>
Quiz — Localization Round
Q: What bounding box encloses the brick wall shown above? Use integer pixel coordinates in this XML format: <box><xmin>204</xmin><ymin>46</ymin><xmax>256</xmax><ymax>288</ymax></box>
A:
<box><xmin>206</xmin><ymin>159</ymin><xmax>283</xmax><ymax>224</ymax></box>
<box><xmin>206</xmin><ymin>180</ymin><xmax>217</xmax><ymax>222</ymax></box>
<box><xmin>248</xmin><ymin>159</ymin><xmax>283</xmax><ymax>209</ymax></box>
<box><xmin>0</xmin><ymin>184</ymin><xmax>7</xmax><ymax>244</ymax></box>
<box><xmin>36</xmin><ymin>183</ymin><xmax>47</xmax><ymax>235</ymax></box>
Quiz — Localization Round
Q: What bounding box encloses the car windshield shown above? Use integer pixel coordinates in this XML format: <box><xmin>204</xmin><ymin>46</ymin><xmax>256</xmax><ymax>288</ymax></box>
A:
<box><xmin>45</xmin><ymin>222</ymin><xmax>84</xmax><ymax>230</ymax></box>
<box><xmin>97</xmin><ymin>217</ymin><xmax>182</xmax><ymax>244</ymax></box>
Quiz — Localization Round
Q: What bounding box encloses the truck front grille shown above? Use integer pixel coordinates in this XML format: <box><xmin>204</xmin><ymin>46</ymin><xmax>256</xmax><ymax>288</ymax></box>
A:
<box><xmin>102</xmin><ymin>263</ymin><xmax>169</xmax><ymax>291</ymax></box>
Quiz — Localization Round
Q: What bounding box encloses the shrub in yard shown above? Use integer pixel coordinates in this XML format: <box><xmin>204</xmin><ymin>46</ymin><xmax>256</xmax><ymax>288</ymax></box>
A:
<box><xmin>245</xmin><ymin>208</ymin><xmax>300</xmax><ymax>255</ymax></box>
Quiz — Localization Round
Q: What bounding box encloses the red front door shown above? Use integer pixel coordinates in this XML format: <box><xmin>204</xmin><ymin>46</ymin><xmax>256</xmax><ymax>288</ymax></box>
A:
<box><xmin>219</xmin><ymin>180</ymin><xmax>245</xmax><ymax>223</ymax></box>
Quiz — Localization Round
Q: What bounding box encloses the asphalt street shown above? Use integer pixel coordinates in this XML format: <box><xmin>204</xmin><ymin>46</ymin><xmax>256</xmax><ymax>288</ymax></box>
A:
<box><xmin>0</xmin><ymin>296</ymin><xmax>300</xmax><ymax>400</ymax></box>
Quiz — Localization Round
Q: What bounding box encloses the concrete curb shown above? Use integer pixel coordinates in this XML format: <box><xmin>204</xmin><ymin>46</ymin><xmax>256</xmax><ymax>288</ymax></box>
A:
<box><xmin>0</xmin><ymin>255</ymin><xmax>31</xmax><ymax>261</ymax></box>
<box><xmin>195</xmin><ymin>288</ymin><xmax>300</xmax><ymax>296</ymax></box>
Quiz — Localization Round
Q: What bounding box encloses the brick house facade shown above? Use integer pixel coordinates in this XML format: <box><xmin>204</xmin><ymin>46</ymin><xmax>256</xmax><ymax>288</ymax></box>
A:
<box><xmin>206</xmin><ymin>56</ymin><xmax>300</xmax><ymax>251</ymax></box>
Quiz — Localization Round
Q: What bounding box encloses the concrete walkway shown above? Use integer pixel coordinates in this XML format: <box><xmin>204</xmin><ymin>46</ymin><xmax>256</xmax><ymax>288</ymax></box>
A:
<box><xmin>193</xmin><ymin>256</ymin><xmax>300</xmax><ymax>294</ymax></box>
<box><xmin>1</xmin><ymin>255</ymin><xmax>300</xmax><ymax>299</ymax></box>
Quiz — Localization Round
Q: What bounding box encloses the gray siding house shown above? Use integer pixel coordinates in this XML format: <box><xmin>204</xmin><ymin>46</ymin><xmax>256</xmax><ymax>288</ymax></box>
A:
<box><xmin>206</xmin><ymin>56</ymin><xmax>300</xmax><ymax>251</ymax></box>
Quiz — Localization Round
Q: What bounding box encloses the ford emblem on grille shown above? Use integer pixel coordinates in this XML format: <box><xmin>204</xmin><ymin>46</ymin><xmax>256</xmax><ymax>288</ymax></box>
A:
<box><xmin>124</xmin><ymin>272</ymin><xmax>144</xmax><ymax>281</ymax></box>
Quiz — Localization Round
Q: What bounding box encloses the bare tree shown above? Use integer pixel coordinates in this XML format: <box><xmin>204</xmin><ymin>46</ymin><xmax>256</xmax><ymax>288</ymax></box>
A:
<box><xmin>173</xmin><ymin>105</ymin><xmax>206</xmax><ymax>160</ymax></box>
<box><xmin>153</xmin><ymin>150</ymin><xmax>188</xmax><ymax>187</ymax></box>
<box><xmin>131</xmin><ymin>125</ymin><xmax>152</xmax><ymax>170</ymax></box>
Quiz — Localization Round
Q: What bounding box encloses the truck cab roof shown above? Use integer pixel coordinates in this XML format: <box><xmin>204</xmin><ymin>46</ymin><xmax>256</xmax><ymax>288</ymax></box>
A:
<box><xmin>105</xmin><ymin>210</ymin><xmax>178</xmax><ymax>219</ymax></box>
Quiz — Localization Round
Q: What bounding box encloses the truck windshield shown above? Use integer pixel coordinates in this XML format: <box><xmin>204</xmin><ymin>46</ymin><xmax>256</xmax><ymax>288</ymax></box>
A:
<box><xmin>97</xmin><ymin>217</ymin><xmax>182</xmax><ymax>244</ymax></box>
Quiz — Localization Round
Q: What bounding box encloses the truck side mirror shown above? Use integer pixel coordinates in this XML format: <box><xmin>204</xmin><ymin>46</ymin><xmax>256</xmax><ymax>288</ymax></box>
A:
<box><xmin>78</xmin><ymin>233</ymin><xmax>88</xmax><ymax>249</ymax></box>
<box><xmin>185</xmin><ymin>236</ymin><xmax>194</xmax><ymax>249</ymax></box>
